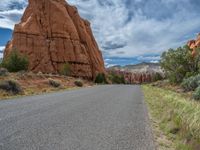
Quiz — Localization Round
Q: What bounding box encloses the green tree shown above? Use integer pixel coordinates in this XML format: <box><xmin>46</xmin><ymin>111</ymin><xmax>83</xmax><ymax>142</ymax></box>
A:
<box><xmin>108</xmin><ymin>72</ymin><xmax>125</xmax><ymax>84</ymax></box>
<box><xmin>2</xmin><ymin>50</ymin><xmax>29</xmax><ymax>72</ymax></box>
<box><xmin>160</xmin><ymin>45</ymin><xmax>200</xmax><ymax>84</ymax></box>
<box><xmin>153</xmin><ymin>72</ymin><xmax>163</xmax><ymax>81</ymax></box>
<box><xmin>95</xmin><ymin>73</ymin><xmax>107</xmax><ymax>84</ymax></box>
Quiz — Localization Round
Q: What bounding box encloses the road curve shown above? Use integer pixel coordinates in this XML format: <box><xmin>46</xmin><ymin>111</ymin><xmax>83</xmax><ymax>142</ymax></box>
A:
<box><xmin>0</xmin><ymin>85</ymin><xmax>155</xmax><ymax>150</ymax></box>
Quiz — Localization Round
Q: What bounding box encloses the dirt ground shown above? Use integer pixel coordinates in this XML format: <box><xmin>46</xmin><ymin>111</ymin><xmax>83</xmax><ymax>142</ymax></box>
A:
<box><xmin>0</xmin><ymin>72</ymin><xmax>94</xmax><ymax>99</ymax></box>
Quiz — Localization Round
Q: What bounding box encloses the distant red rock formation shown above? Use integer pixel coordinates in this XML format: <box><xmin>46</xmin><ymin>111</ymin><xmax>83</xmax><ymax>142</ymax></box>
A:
<box><xmin>4</xmin><ymin>0</ymin><xmax>105</xmax><ymax>80</ymax></box>
<box><xmin>187</xmin><ymin>33</ymin><xmax>200</xmax><ymax>57</ymax></box>
<box><xmin>107</xmin><ymin>70</ymin><xmax>164</xmax><ymax>84</ymax></box>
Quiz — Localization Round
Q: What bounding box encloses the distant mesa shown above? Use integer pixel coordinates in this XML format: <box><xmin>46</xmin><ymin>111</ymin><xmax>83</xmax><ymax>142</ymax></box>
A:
<box><xmin>4</xmin><ymin>0</ymin><xmax>105</xmax><ymax>79</ymax></box>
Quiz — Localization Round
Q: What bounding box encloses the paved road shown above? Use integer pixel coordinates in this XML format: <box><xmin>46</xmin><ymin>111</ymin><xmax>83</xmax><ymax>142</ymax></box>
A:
<box><xmin>0</xmin><ymin>85</ymin><xmax>155</xmax><ymax>150</ymax></box>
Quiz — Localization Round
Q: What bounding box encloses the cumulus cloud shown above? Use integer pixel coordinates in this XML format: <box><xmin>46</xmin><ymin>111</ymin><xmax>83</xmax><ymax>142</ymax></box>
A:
<box><xmin>0</xmin><ymin>0</ymin><xmax>27</xmax><ymax>29</ymax></box>
<box><xmin>68</xmin><ymin>0</ymin><xmax>200</xmax><ymax>57</ymax></box>
<box><xmin>0</xmin><ymin>46</ymin><xmax>5</xmax><ymax>58</ymax></box>
<box><xmin>0</xmin><ymin>46</ymin><xmax>5</xmax><ymax>51</ymax></box>
<box><xmin>0</xmin><ymin>9</ymin><xmax>25</xmax><ymax>29</ymax></box>
<box><xmin>0</xmin><ymin>0</ymin><xmax>200</xmax><ymax>60</ymax></box>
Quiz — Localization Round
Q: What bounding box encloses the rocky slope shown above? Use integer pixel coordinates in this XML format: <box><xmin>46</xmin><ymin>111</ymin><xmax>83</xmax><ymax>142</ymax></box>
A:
<box><xmin>0</xmin><ymin>72</ymin><xmax>93</xmax><ymax>99</ymax></box>
<box><xmin>107</xmin><ymin>62</ymin><xmax>164</xmax><ymax>84</ymax></box>
<box><xmin>4</xmin><ymin>0</ymin><xmax>105</xmax><ymax>79</ymax></box>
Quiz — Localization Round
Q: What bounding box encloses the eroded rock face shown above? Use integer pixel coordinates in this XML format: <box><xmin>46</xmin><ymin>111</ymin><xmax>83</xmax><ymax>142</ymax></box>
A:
<box><xmin>188</xmin><ymin>33</ymin><xmax>200</xmax><ymax>56</ymax></box>
<box><xmin>107</xmin><ymin>70</ymin><xmax>163</xmax><ymax>84</ymax></box>
<box><xmin>107</xmin><ymin>63</ymin><xmax>164</xmax><ymax>84</ymax></box>
<box><xmin>4</xmin><ymin>0</ymin><xmax>105</xmax><ymax>79</ymax></box>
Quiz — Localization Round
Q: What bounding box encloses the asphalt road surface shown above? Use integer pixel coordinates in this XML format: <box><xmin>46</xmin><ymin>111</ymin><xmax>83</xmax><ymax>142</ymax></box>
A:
<box><xmin>0</xmin><ymin>85</ymin><xmax>155</xmax><ymax>150</ymax></box>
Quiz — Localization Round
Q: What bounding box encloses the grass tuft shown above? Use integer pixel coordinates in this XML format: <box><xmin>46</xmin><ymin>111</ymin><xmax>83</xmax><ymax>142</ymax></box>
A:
<box><xmin>143</xmin><ymin>85</ymin><xmax>200</xmax><ymax>150</ymax></box>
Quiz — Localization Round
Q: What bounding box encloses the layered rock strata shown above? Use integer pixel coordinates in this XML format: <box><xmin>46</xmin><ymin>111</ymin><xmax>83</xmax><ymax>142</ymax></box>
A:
<box><xmin>4</xmin><ymin>0</ymin><xmax>105</xmax><ymax>79</ymax></box>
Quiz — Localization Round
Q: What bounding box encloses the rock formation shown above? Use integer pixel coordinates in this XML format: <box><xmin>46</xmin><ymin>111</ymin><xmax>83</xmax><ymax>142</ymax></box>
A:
<box><xmin>4</xmin><ymin>0</ymin><xmax>105</xmax><ymax>79</ymax></box>
<box><xmin>107</xmin><ymin>63</ymin><xmax>164</xmax><ymax>84</ymax></box>
<box><xmin>187</xmin><ymin>33</ymin><xmax>200</xmax><ymax>56</ymax></box>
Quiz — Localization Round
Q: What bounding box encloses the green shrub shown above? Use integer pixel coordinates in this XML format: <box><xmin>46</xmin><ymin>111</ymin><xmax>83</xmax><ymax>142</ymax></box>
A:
<box><xmin>48</xmin><ymin>79</ymin><xmax>61</xmax><ymax>88</ymax></box>
<box><xmin>193</xmin><ymin>86</ymin><xmax>200</xmax><ymax>100</ymax></box>
<box><xmin>0</xmin><ymin>58</ymin><xmax>3</xmax><ymax>66</ymax></box>
<box><xmin>95</xmin><ymin>73</ymin><xmax>107</xmax><ymax>84</ymax></box>
<box><xmin>59</xmin><ymin>63</ymin><xmax>71</xmax><ymax>76</ymax></box>
<box><xmin>0</xmin><ymin>68</ymin><xmax>8</xmax><ymax>76</ymax></box>
<box><xmin>108</xmin><ymin>72</ymin><xmax>125</xmax><ymax>84</ymax></box>
<box><xmin>160</xmin><ymin>46</ymin><xmax>200</xmax><ymax>84</ymax></box>
<box><xmin>153</xmin><ymin>72</ymin><xmax>164</xmax><ymax>81</ymax></box>
<box><xmin>181</xmin><ymin>74</ymin><xmax>200</xmax><ymax>91</ymax></box>
<box><xmin>74</xmin><ymin>80</ymin><xmax>83</xmax><ymax>87</ymax></box>
<box><xmin>0</xmin><ymin>80</ymin><xmax>22</xmax><ymax>94</ymax></box>
<box><xmin>2</xmin><ymin>50</ymin><xmax>29</xmax><ymax>72</ymax></box>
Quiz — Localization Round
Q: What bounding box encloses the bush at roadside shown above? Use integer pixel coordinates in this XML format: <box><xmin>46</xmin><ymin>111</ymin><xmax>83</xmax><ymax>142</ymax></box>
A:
<box><xmin>181</xmin><ymin>74</ymin><xmax>200</xmax><ymax>91</ymax></box>
<box><xmin>193</xmin><ymin>86</ymin><xmax>200</xmax><ymax>100</ymax></box>
<box><xmin>74</xmin><ymin>80</ymin><xmax>83</xmax><ymax>87</ymax></box>
<box><xmin>160</xmin><ymin>46</ymin><xmax>200</xmax><ymax>84</ymax></box>
<box><xmin>95</xmin><ymin>73</ymin><xmax>107</xmax><ymax>84</ymax></box>
<box><xmin>0</xmin><ymin>80</ymin><xmax>22</xmax><ymax>94</ymax></box>
<box><xmin>48</xmin><ymin>79</ymin><xmax>61</xmax><ymax>88</ymax></box>
<box><xmin>1</xmin><ymin>50</ymin><xmax>29</xmax><ymax>72</ymax></box>
<box><xmin>108</xmin><ymin>72</ymin><xmax>125</xmax><ymax>84</ymax></box>
<box><xmin>0</xmin><ymin>68</ymin><xmax>8</xmax><ymax>76</ymax></box>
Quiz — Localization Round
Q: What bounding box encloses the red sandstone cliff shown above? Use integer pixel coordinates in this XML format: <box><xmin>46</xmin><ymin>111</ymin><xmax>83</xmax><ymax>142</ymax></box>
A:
<box><xmin>4</xmin><ymin>0</ymin><xmax>105</xmax><ymax>79</ymax></box>
<box><xmin>187</xmin><ymin>33</ymin><xmax>200</xmax><ymax>56</ymax></box>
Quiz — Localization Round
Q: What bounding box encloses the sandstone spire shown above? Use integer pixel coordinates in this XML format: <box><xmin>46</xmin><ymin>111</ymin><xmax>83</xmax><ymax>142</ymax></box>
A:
<box><xmin>4</xmin><ymin>0</ymin><xmax>105</xmax><ymax>79</ymax></box>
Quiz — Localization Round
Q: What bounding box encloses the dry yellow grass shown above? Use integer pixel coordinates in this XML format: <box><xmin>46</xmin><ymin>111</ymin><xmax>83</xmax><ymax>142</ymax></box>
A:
<box><xmin>143</xmin><ymin>85</ymin><xmax>200</xmax><ymax>150</ymax></box>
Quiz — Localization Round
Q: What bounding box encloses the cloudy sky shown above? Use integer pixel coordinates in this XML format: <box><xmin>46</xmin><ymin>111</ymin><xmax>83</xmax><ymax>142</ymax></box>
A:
<box><xmin>0</xmin><ymin>0</ymin><xmax>200</xmax><ymax>66</ymax></box>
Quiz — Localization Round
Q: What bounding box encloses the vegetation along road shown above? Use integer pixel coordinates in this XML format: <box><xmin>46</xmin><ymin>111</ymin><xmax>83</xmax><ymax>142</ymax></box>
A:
<box><xmin>0</xmin><ymin>85</ymin><xmax>155</xmax><ymax>150</ymax></box>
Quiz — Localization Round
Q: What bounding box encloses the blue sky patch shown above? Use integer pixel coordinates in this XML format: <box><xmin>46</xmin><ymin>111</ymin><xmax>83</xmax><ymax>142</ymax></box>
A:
<box><xmin>0</xmin><ymin>0</ymin><xmax>199</xmax><ymax>66</ymax></box>
<box><xmin>0</xmin><ymin>27</ymin><xmax>12</xmax><ymax>46</ymax></box>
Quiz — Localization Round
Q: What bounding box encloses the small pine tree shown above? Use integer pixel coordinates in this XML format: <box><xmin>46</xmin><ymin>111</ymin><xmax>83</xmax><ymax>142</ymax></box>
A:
<box><xmin>2</xmin><ymin>50</ymin><xmax>29</xmax><ymax>72</ymax></box>
<box><xmin>95</xmin><ymin>73</ymin><xmax>107</xmax><ymax>84</ymax></box>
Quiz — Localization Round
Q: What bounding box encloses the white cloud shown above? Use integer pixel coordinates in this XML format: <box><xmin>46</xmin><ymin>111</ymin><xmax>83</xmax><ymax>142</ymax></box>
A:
<box><xmin>150</xmin><ymin>60</ymin><xmax>159</xmax><ymax>63</ymax></box>
<box><xmin>0</xmin><ymin>0</ymin><xmax>200</xmax><ymax>59</ymax></box>
<box><xmin>0</xmin><ymin>46</ymin><xmax>5</xmax><ymax>51</ymax></box>
<box><xmin>68</xmin><ymin>0</ymin><xmax>200</xmax><ymax>57</ymax></box>
<box><xmin>0</xmin><ymin>9</ymin><xmax>25</xmax><ymax>29</ymax></box>
<box><xmin>0</xmin><ymin>46</ymin><xmax>5</xmax><ymax>58</ymax></box>
<box><xmin>0</xmin><ymin>0</ymin><xmax>27</xmax><ymax>29</ymax></box>
<box><xmin>105</xmin><ymin>64</ymin><xmax>117</xmax><ymax>68</ymax></box>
